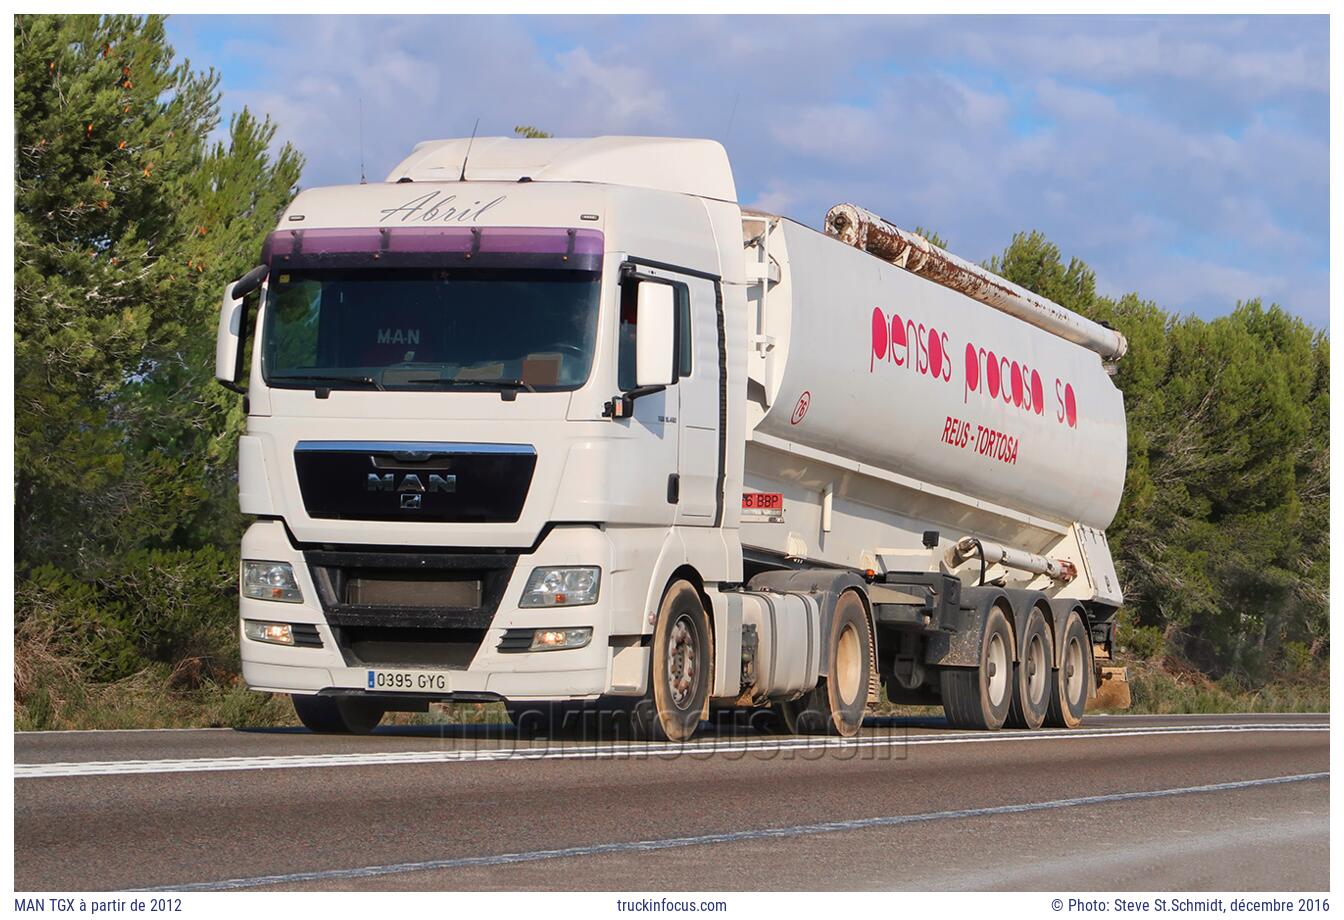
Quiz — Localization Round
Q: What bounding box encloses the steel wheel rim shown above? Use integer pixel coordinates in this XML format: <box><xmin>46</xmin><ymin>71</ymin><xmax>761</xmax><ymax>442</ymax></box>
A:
<box><xmin>666</xmin><ymin>614</ymin><xmax>698</xmax><ymax>709</ymax></box>
<box><xmin>835</xmin><ymin>622</ymin><xmax>862</xmax><ymax>706</ymax></box>
<box><xmin>986</xmin><ymin>631</ymin><xmax>1008</xmax><ymax>707</ymax></box>
<box><xmin>1026</xmin><ymin>632</ymin><xmax>1048</xmax><ymax>706</ymax></box>
<box><xmin>1065</xmin><ymin>634</ymin><xmax>1085</xmax><ymax>705</ymax></box>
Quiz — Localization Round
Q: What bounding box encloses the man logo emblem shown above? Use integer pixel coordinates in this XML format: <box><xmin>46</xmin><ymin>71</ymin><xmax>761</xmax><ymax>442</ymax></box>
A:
<box><xmin>400</xmin><ymin>493</ymin><xmax>422</xmax><ymax>510</ymax></box>
<box><xmin>368</xmin><ymin>472</ymin><xmax>456</xmax><ymax>494</ymax></box>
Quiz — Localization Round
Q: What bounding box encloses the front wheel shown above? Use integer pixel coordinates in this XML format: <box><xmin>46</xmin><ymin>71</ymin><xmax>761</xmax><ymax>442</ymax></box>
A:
<box><xmin>292</xmin><ymin>694</ymin><xmax>385</xmax><ymax>735</ymax></box>
<box><xmin>623</xmin><ymin>579</ymin><xmax>712</xmax><ymax>742</ymax></box>
<box><xmin>506</xmin><ymin>701</ymin><xmax>587</xmax><ymax>739</ymax></box>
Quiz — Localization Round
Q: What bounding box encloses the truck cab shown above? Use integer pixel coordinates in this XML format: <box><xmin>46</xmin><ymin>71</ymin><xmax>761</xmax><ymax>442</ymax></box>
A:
<box><xmin>219</xmin><ymin>138</ymin><xmax>750</xmax><ymax>738</ymax></box>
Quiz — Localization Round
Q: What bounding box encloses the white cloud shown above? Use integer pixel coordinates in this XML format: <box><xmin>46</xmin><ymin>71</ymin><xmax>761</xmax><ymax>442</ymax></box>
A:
<box><xmin>170</xmin><ymin>14</ymin><xmax>1328</xmax><ymax>327</ymax></box>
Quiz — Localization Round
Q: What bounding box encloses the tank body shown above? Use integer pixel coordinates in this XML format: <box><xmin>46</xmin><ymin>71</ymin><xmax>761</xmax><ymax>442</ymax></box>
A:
<box><xmin>750</xmin><ymin>220</ymin><xmax>1126</xmax><ymax>531</ymax></box>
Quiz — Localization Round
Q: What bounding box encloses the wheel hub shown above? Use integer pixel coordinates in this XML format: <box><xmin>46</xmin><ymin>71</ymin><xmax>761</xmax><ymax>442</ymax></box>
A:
<box><xmin>986</xmin><ymin>632</ymin><xmax>1008</xmax><ymax>706</ymax></box>
<box><xmin>667</xmin><ymin>615</ymin><xmax>697</xmax><ymax>708</ymax></box>
<box><xmin>835</xmin><ymin>622</ymin><xmax>862</xmax><ymax>705</ymax></box>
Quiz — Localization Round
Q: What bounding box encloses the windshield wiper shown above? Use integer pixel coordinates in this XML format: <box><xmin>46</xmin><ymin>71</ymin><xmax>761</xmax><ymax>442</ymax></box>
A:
<box><xmin>272</xmin><ymin>374</ymin><xmax>385</xmax><ymax>391</ymax></box>
<box><xmin>404</xmin><ymin>377</ymin><xmax>536</xmax><ymax>393</ymax></box>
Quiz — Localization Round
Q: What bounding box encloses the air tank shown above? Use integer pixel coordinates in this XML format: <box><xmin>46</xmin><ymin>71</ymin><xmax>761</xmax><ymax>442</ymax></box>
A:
<box><xmin>751</xmin><ymin>219</ymin><xmax>1127</xmax><ymax>530</ymax></box>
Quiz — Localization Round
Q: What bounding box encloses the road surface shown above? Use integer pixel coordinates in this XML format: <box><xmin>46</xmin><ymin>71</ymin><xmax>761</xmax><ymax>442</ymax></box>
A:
<box><xmin>14</xmin><ymin>712</ymin><xmax>1329</xmax><ymax>891</ymax></box>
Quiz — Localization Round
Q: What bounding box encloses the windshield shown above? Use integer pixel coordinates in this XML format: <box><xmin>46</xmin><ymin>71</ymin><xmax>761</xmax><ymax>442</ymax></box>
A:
<box><xmin>261</xmin><ymin>267</ymin><xmax>601</xmax><ymax>391</ymax></box>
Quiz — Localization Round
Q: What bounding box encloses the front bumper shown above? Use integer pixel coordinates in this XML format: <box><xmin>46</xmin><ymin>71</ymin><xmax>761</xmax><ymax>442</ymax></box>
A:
<box><xmin>238</xmin><ymin>520</ymin><xmax>644</xmax><ymax>701</ymax></box>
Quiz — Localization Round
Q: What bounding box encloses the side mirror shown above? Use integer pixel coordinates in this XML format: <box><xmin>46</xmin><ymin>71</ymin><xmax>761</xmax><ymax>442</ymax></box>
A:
<box><xmin>215</xmin><ymin>285</ymin><xmax>244</xmax><ymax>387</ymax></box>
<box><xmin>635</xmin><ymin>282</ymin><xmax>677</xmax><ymax>388</ymax></box>
<box><xmin>216</xmin><ymin>265</ymin><xmax>267</xmax><ymax>391</ymax></box>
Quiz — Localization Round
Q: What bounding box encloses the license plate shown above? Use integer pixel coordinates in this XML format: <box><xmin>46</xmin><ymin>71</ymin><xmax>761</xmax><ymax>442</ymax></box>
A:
<box><xmin>742</xmin><ymin>491</ymin><xmax>784</xmax><ymax>522</ymax></box>
<box><xmin>366</xmin><ymin>669</ymin><xmax>451</xmax><ymax>693</ymax></box>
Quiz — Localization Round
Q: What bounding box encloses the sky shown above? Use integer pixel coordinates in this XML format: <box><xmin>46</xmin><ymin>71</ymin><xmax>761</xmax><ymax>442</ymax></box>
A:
<box><xmin>165</xmin><ymin>14</ymin><xmax>1330</xmax><ymax>328</ymax></box>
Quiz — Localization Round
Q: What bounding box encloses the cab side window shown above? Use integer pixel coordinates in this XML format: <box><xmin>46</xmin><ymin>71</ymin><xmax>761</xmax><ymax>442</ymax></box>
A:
<box><xmin>618</xmin><ymin>278</ymin><xmax>691</xmax><ymax>391</ymax></box>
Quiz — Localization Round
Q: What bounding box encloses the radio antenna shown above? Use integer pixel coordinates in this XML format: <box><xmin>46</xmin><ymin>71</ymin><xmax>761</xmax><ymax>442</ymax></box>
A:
<box><xmin>725</xmin><ymin>92</ymin><xmax>740</xmax><ymax>145</ymax></box>
<box><xmin>459</xmin><ymin>117</ymin><xmax>480</xmax><ymax>182</ymax></box>
<box><xmin>358</xmin><ymin>97</ymin><xmax>367</xmax><ymax>184</ymax></box>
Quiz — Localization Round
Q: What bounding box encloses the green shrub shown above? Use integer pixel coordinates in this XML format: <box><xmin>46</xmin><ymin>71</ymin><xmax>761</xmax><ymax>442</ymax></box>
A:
<box><xmin>1116</xmin><ymin>609</ymin><xmax>1166</xmax><ymax>661</ymax></box>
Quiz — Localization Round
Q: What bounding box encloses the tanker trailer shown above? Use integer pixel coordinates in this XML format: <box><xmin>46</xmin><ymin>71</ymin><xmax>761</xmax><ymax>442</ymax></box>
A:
<box><xmin>733</xmin><ymin>203</ymin><xmax>1128</xmax><ymax>732</ymax></box>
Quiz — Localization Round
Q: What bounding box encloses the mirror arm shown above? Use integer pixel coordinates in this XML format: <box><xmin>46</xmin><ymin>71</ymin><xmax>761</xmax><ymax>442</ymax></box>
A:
<box><xmin>231</xmin><ymin>264</ymin><xmax>269</xmax><ymax>300</ymax></box>
<box><xmin>603</xmin><ymin>385</ymin><xmax>665</xmax><ymax>419</ymax></box>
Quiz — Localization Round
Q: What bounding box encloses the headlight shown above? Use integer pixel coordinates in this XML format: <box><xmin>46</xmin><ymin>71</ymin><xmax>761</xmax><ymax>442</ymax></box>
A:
<box><xmin>242</xmin><ymin>560</ymin><xmax>303</xmax><ymax>603</ymax></box>
<box><xmin>519</xmin><ymin>566</ymin><xmax>600</xmax><ymax>607</ymax></box>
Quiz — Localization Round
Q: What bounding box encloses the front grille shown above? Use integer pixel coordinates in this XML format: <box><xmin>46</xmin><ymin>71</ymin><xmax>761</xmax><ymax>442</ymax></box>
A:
<box><xmin>338</xmin><ymin>626</ymin><xmax>484</xmax><ymax>668</ymax></box>
<box><xmin>345</xmin><ymin>571</ymin><xmax>482</xmax><ymax>608</ymax></box>
<box><xmin>306</xmin><ymin>548</ymin><xmax>517</xmax><ymax>670</ymax></box>
<box><xmin>293</xmin><ymin>441</ymin><xmax>537</xmax><ymax>523</ymax></box>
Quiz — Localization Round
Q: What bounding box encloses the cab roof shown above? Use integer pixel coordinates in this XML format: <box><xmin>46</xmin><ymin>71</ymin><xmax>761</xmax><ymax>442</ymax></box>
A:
<box><xmin>386</xmin><ymin>135</ymin><xmax>737</xmax><ymax>203</ymax></box>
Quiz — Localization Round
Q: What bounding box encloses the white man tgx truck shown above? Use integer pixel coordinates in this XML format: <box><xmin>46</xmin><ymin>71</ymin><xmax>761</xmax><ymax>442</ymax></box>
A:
<box><xmin>216</xmin><ymin>136</ymin><xmax>1128</xmax><ymax>739</ymax></box>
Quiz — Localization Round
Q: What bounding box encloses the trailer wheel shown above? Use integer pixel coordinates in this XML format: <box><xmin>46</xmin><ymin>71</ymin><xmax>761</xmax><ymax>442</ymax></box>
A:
<box><xmin>1006</xmin><ymin>607</ymin><xmax>1053</xmax><ymax>730</ymax></box>
<box><xmin>292</xmin><ymin>694</ymin><xmax>385</xmax><ymax>735</ymax></box>
<box><xmin>624</xmin><ymin>579</ymin><xmax>711</xmax><ymax>742</ymax></box>
<box><xmin>779</xmin><ymin>590</ymin><xmax>871</xmax><ymax>737</ymax></box>
<box><xmin>1046</xmin><ymin>610</ymin><xmax>1090</xmax><ymax>729</ymax></box>
<box><xmin>940</xmin><ymin>604</ymin><xmax>1014</xmax><ymax>730</ymax></box>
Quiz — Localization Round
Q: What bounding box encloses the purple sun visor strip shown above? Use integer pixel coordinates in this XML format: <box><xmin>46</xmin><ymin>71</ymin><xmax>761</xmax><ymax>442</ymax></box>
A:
<box><xmin>261</xmin><ymin>226</ymin><xmax>603</xmax><ymax>272</ymax></box>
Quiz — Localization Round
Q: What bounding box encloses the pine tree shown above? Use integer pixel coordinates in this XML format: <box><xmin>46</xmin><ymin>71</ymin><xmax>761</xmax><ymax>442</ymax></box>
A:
<box><xmin>990</xmin><ymin>232</ymin><xmax>1329</xmax><ymax>679</ymax></box>
<box><xmin>14</xmin><ymin>15</ymin><xmax>302</xmax><ymax>570</ymax></box>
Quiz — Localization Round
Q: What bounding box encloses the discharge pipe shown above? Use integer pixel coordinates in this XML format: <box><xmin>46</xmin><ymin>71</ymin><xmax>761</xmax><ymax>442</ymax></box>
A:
<box><xmin>824</xmin><ymin>203</ymin><xmax>1127</xmax><ymax>362</ymax></box>
<box><xmin>947</xmin><ymin>536</ymin><xmax>1078</xmax><ymax>584</ymax></box>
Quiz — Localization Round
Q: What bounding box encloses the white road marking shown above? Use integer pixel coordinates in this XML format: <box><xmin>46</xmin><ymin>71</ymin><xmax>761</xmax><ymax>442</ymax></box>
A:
<box><xmin>16</xmin><ymin>726</ymin><xmax>237</xmax><ymax>735</ymax></box>
<box><xmin>15</xmin><ymin>722</ymin><xmax>1327</xmax><ymax>778</ymax></box>
<box><xmin>137</xmin><ymin>771</ymin><xmax>1329</xmax><ymax>892</ymax></box>
<box><xmin>13</xmin><ymin>713</ymin><xmax>1325</xmax><ymax>735</ymax></box>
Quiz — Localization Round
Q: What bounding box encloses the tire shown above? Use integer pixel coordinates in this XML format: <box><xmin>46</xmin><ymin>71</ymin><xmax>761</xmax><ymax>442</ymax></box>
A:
<box><xmin>1006</xmin><ymin>607</ymin><xmax>1053</xmax><ymax>730</ymax></box>
<box><xmin>1046</xmin><ymin>610</ymin><xmax>1091</xmax><ymax>729</ymax></box>
<box><xmin>940</xmin><ymin>604</ymin><xmax>1015</xmax><ymax>730</ymax></box>
<box><xmin>778</xmin><ymin>590</ymin><xmax>871</xmax><ymax>737</ymax></box>
<box><xmin>506</xmin><ymin>701</ymin><xmax>586</xmax><ymax>739</ymax></box>
<box><xmin>624</xmin><ymin>579</ymin><xmax>712</xmax><ymax>742</ymax></box>
<box><xmin>292</xmin><ymin>694</ymin><xmax>385</xmax><ymax>735</ymax></box>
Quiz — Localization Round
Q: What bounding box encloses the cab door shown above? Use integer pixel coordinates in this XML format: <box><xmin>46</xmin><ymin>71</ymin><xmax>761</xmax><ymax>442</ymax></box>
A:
<box><xmin>619</xmin><ymin>265</ymin><xmax>721</xmax><ymax>525</ymax></box>
<box><xmin>670</xmin><ymin>273</ymin><xmax>721</xmax><ymax>524</ymax></box>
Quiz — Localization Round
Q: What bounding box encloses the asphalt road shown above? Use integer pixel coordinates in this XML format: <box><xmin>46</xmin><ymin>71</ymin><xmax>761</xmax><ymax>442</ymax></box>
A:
<box><xmin>14</xmin><ymin>712</ymin><xmax>1329</xmax><ymax>892</ymax></box>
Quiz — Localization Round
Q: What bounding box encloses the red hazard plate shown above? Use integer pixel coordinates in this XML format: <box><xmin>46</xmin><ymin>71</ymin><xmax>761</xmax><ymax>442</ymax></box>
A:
<box><xmin>742</xmin><ymin>492</ymin><xmax>784</xmax><ymax>510</ymax></box>
<box><xmin>741</xmin><ymin>492</ymin><xmax>784</xmax><ymax>522</ymax></box>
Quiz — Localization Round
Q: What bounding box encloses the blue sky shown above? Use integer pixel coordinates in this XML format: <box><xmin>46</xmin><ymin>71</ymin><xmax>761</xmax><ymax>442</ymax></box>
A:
<box><xmin>166</xmin><ymin>14</ymin><xmax>1329</xmax><ymax>328</ymax></box>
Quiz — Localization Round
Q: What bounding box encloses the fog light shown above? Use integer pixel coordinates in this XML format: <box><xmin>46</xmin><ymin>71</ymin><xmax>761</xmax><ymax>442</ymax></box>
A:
<box><xmin>244</xmin><ymin>620</ymin><xmax>295</xmax><ymax>646</ymax></box>
<box><xmin>530</xmin><ymin>627</ymin><xmax>593</xmax><ymax>651</ymax></box>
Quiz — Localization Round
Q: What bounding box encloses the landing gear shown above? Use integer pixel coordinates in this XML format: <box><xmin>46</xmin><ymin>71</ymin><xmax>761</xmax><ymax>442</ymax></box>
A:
<box><xmin>778</xmin><ymin>590</ymin><xmax>872</xmax><ymax>737</ymax></box>
<box><xmin>940</xmin><ymin>604</ymin><xmax>1015</xmax><ymax>730</ymax></box>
